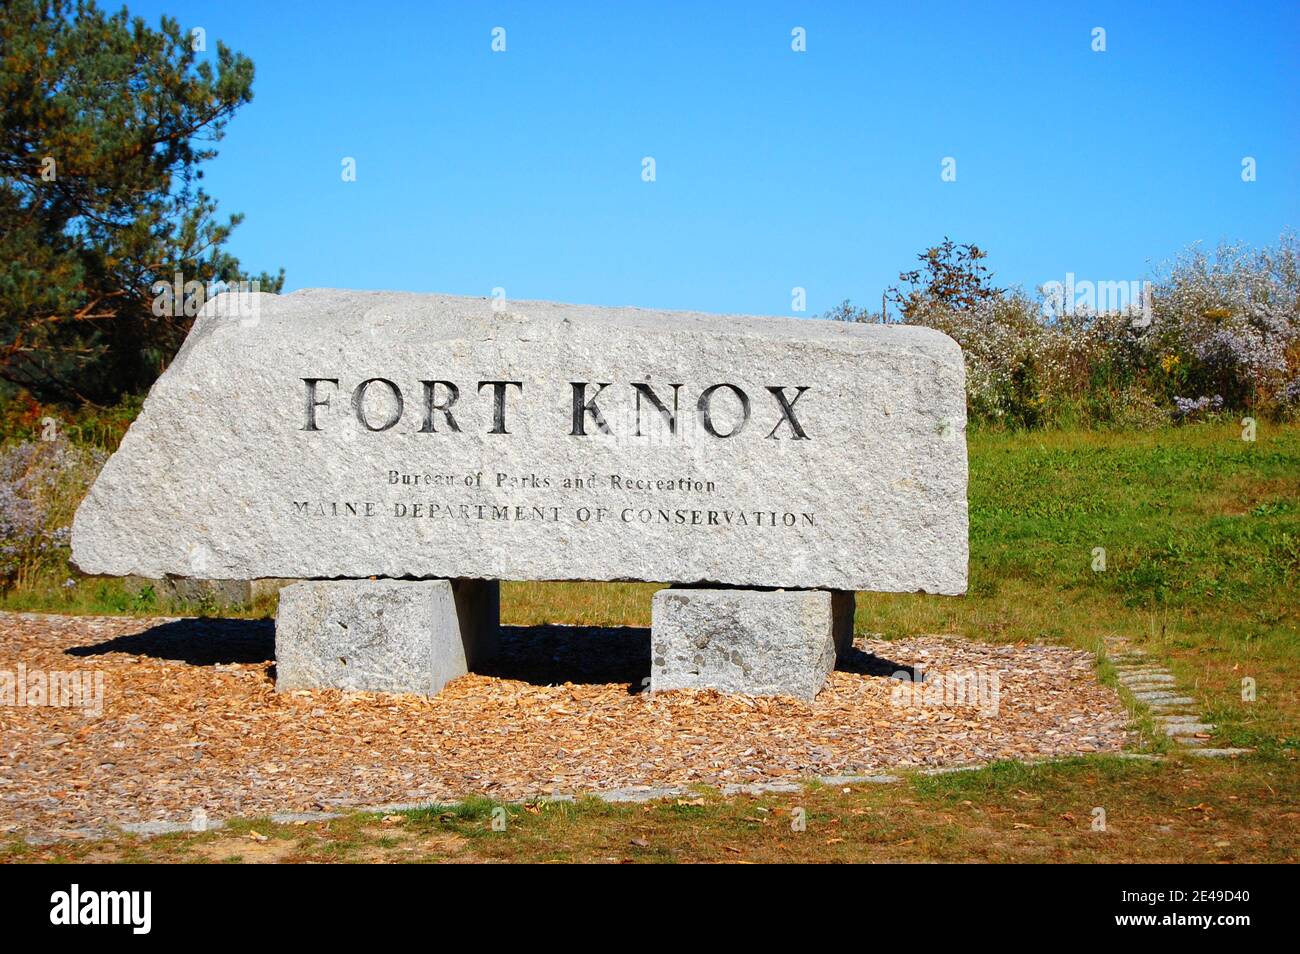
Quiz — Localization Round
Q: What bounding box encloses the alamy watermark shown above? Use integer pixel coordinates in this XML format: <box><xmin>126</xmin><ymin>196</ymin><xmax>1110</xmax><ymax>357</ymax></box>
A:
<box><xmin>1</xmin><ymin>663</ymin><xmax>104</xmax><ymax>717</ymax></box>
<box><xmin>890</xmin><ymin>665</ymin><xmax>1001</xmax><ymax>717</ymax></box>
<box><xmin>50</xmin><ymin>884</ymin><xmax>150</xmax><ymax>934</ymax></box>
<box><xmin>150</xmin><ymin>273</ymin><xmax>262</xmax><ymax>325</ymax></box>
<box><xmin>1041</xmin><ymin>273</ymin><xmax>1153</xmax><ymax>326</ymax></box>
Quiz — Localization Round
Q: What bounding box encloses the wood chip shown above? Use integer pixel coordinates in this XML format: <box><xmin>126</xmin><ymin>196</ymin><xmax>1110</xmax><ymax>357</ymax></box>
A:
<box><xmin>0</xmin><ymin>613</ymin><xmax>1131</xmax><ymax>840</ymax></box>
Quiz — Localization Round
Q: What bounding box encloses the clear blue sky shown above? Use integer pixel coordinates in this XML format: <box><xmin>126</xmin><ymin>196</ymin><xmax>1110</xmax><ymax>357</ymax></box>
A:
<box><xmin>131</xmin><ymin>0</ymin><xmax>1298</xmax><ymax>316</ymax></box>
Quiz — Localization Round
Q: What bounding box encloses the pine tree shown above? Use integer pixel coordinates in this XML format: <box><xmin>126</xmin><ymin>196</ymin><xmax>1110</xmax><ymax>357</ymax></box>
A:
<box><xmin>0</xmin><ymin>0</ymin><xmax>282</xmax><ymax>405</ymax></box>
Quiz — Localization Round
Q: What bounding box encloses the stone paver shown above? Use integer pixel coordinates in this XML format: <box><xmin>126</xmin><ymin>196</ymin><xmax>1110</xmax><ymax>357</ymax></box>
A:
<box><xmin>1182</xmin><ymin>748</ymin><xmax>1253</xmax><ymax>758</ymax></box>
<box><xmin>1164</xmin><ymin>723</ymin><xmax>1216</xmax><ymax>736</ymax></box>
<box><xmin>1101</xmin><ymin>637</ymin><xmax>1250</xmax><ymax>757</ymax></box>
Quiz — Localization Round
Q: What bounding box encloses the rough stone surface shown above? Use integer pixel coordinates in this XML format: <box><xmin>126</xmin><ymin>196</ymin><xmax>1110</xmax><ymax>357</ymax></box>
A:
<box><xmin>817</xmin><ymin>774</ymin><xmax>902</xmax><ymax>785</ymax></box>
<box><xmin>649</xmin><ymin>588</ymin><xmax>852</xmax><ymax>700</ymax></box>
<box><xmin>596</xmin><ymin>786</ymin><xmax>691</xmax><ymax>804</ymax></box>
<box><xmin>1120</xmin><ymin>674</ymin><xmax>1175</xmax><ymax>684</ymax></box>
<box><xmin>1182</xmin><ymin>748</ymin><xmax>1253</xmax><ymax>758</ymax></box>
<box><xmin>274</xmin><ymin>578</ymin><xmax>498</xmax><ymax>696</ymax></box>
<box><xmin>720</xmin><ymin>781</ymin><xmax>804</xmax><ymax>796</ymax></box>
<box><xmin>71</xmin><ymin>289</ymin><xmax>968</xmax><ymax>593</ymax></box>
<box><xmin>120</xmin><ymin>819</ymin><xmax>225</xmax><ymax>836</ymax></box>
<box><xmin>1164</xmin><ymin>722</ymin><xmax>1216</xmax><ymax>736</ymax></box>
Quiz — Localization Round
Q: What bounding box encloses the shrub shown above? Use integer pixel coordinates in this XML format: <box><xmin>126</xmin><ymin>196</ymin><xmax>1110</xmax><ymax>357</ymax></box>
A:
<box><xmin>0</xmin><ymin>438</ymin><xmax>105</xmax><ymax>587</ymax></box>
<box><xmin>1146</xmin><ymin>235</ymin><xmax>1300</xmax><ymax>415</ymax></box>
<box><xmin>831</xmin><ymin>233</ymin><xmax>1300</xmax><ymax>428</ymax></box>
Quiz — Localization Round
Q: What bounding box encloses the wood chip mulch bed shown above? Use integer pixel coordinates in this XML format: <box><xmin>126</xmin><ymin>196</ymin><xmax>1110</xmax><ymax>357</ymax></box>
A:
<box><xmin>0</xmin><ymin>611</ymin><xmax>1131</xmax><ymax>840</ymax></box>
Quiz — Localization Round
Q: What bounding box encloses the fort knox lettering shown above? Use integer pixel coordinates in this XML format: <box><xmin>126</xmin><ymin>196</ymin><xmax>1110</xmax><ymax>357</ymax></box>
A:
<box><xmin>72</xmin><ymin>289</ymin><xmax>969</xmax><ymax>593</ymax></box>
<box><xmin>299</xmin><ymin>377</ymin><xmax>812</xmax><ymax>439</ymax></box>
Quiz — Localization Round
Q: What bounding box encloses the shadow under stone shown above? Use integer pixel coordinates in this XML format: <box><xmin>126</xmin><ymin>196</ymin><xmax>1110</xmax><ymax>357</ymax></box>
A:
<box><xmin>65</xmin><ymin>617</ymin><xmax>275</xmax><ymax>667</ymax></box>
<box><xmin>62</xmin><ymin>617</ymin><xmax>652</xmax><ymax>689</ymax></box>
<box><xmin>61</xmin><ymin>618</ymin><xmax>906</xmax><ymax>692</ymax></box>
<box><xmin>479</xmin><ymin>624</ymin><xmax>652</xmax><ymax>690</ymax></box>
<box><xmin>837</xmin><ymin>647</ymin><xmax>919</xmax><ymax>681</ymax></box>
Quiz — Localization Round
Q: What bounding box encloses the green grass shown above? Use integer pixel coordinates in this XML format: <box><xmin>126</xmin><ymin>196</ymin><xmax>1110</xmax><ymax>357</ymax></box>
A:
<box><xmin>9</xmin><ymin>754</ymin><xmax>1295</xmax><ymax>864</ymax></box>
<box><xmin>0</xmin><ymin>575</ymin><xmax>274</xmax><ymax>619</ymax></box>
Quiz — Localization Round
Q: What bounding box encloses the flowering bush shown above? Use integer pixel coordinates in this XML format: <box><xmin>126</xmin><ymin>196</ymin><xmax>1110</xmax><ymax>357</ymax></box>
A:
<box><xmin>1172</xmin><ymin>394</ymin><xmax>1224</xmax><ymax>420</ymax></box>
<box><xmin>0</xmin><ymin>439</ymin><xmax>105</xmax><ymax>586</ymax></box>
<box><xmin>1146</xmin><ymin>236</ymin><xmax>1299</xmax><ymax>413</ymax></box>
<box><xmin>833</xmin><ymin>234</ymin><xmax>1299</xmax><ymax>428</ymax></box>
<box><xmin>904</xmin><ymin>293</ymin><xmax>1050</xmax><ymax>426</ymax></box>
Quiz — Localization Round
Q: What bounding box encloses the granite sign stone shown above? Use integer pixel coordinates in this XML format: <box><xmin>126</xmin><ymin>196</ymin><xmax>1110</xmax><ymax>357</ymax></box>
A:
<box><xmin>72</xmin><ymin>288</ymin><xmax>969</xmax><ymax>699</ymax></box>
<box><xmin>72</xmin><ymin>289</ymin><xmax>968</xmax><ymax>591</ymax></box>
